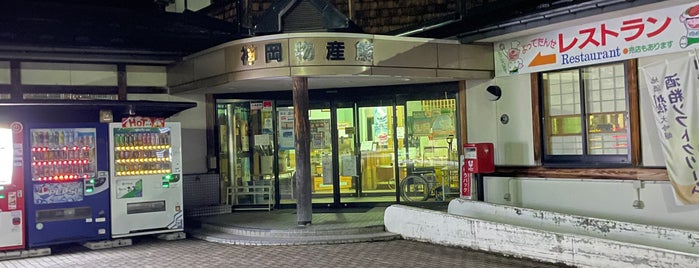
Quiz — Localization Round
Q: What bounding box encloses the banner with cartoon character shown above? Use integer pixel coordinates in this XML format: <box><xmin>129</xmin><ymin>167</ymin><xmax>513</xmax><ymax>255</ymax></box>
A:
<box><xmin>495</xmin><ymin>2</ymin><xmax>699</xmax><ymax>76</ymax></box>
<box><xmin>641</xmin><ymin>52</ymin><xmax>699</xmax><ymax>205</ymax></box>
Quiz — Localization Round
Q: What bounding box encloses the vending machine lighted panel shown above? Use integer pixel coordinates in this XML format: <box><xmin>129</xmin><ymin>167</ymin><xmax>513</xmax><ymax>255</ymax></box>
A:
<box><xmin>0</xmin><ymin>122</ymin><xmax>25</xmax><ymax>251</ymax></box>
<box><xmin>109</xmin><ymin>120</ymin><xmax>183</xmax><ymax>238</ymax></box>
<box><xmin>25</xmin><ymin>123</ymin><xmax>110</xmax><ymax>248</ymax></box>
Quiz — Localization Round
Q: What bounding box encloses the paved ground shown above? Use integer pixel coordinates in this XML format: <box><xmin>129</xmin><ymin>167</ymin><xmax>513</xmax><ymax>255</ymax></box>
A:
<box><xmin>0</xmin><ymin>237</ymin><xmax>569</xmax><ymax>268</ymax></box>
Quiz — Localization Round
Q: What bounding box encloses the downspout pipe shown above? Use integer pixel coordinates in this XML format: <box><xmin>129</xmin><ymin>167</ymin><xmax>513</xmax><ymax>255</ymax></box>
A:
<box><xmin>395</xmin><ymin>15</ymin><xmax>463</xmax><ymax>37</ymax></box>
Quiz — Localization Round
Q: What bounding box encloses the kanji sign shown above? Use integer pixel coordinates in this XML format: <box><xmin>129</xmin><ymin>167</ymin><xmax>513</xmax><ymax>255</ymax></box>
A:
<box><xmin>496</xmin><ymin>2</ymin><xmax>699</xmax><ymax>76</ymax></box>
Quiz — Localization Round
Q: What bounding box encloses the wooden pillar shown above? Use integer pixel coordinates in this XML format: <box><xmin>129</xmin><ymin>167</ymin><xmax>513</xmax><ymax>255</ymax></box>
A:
<box><xmin>458</xmin><ymin>80</ymin><xmax>468</xmax><ymax>144</ymax></box>
<box><xmin>10</xmin><ymin>61</ymin><xmax>21</xmax><ymax>101</ymax></box>
<box><xmin>117</xmin><ymin>64</ymin><xmax>127</xmax><ymax>101</ymax></box>
<box><xmin>292</xmin><ymin>76</ymin><xmax>312</xmax><ymax>226</ymax></box>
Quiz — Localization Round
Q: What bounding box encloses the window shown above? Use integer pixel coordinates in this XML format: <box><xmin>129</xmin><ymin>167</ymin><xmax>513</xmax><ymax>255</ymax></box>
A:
<box><xmin>541</xmin><ymin>62</ymin><xmax>630</xmax><ymax>166</ymax></box>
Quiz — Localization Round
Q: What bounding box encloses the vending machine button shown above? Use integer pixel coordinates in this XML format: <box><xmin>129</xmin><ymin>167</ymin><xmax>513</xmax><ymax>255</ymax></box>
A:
<box><xmin>0</xmin><ymin>185</ymin><xmax>4</xmax><ymax>190</ymax></box>
<box><xmin>86</xmin><ymin>186</ymin><xmax>94</xmax><ymax>193</ymax></box>
<box><xmin>162</xmin><ymin>182</ymin><xmax>170</xmax><ymax>188</ymax></box>
<box><xmin>0</xmin><ymin>194</ymin><xmax>4</xmax><ymax>199</ymax></box>
<box><xmin>162</xmin><ymin>174</ymin><xmax>172</xmax><ymax>181</ymax></box>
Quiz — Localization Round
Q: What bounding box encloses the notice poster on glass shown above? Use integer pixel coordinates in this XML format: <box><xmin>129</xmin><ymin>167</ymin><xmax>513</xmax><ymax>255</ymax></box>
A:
<box><xmin>322</xmin><ymin>154</ymin><xmax>333</xmax><ymax>184</ymax></box>
<box><xmin>340</xmin><ymin>154</ymin><xmax>357</xmax><ymax>177</ymax></box>
<box><xmin>310</xmin><ymin>119</ymin><xmax>330</xmax><ymax>149</ymax></box>
<box><xmin>412</xmin><ymin>111</ymin><xmax>432</xmax><ymax>136</ymax></box>
<box><xmin>279</xmin><ymin>110</ymin><xmax>294</xmax><ymax>150</ymax></box>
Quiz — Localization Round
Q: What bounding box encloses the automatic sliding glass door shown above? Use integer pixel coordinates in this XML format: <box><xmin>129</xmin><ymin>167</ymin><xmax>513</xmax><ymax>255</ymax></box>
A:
<box><xmin>348</xmin><ymin>103</ymin><xmax>402</xmax><ymax>203</ymax></box>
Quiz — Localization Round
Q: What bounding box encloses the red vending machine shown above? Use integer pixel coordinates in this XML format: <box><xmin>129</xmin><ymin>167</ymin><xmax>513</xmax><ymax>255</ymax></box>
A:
<box><xmin>0</xmin><ymin>122</ymin><xmax>25</xmax><ymax>251</ymax></box>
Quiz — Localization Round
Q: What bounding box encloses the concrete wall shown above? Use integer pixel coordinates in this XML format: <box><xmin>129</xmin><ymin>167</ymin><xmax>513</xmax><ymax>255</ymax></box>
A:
<box><xmin>447</xmin><ymin>199</ymin><xmax>699</xmax><ymax>255</ymax></box>
<box><xmin>128</xmin><ymin>93</ymin><xmax>208</xmax><ymax>175</ymax></box>
<box><xmin>384</xmin><ymin>204</ymin><xmax>699</xmax><ymax>268</ymax></box>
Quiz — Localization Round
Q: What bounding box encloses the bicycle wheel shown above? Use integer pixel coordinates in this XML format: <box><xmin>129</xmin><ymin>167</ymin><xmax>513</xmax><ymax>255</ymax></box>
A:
<box><xmin>400</xmin><ymin>175</ymin><xmax>429</xmax><ymax>201</ymax></box>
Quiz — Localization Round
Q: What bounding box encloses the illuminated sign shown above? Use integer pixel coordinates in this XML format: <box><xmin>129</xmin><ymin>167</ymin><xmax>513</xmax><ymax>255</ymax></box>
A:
<box><xmin>0</xmin><ymin>128</ymin><xmax>13</xmax><ymax>185</ymax></box>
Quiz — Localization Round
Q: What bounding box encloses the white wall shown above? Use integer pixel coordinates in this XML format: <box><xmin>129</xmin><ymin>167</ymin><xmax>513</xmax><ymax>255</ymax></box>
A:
<box><xmin>484</xmin><ymin>177</ymin><xmax>699</xmax><ymax>231</ymax></box>
<box><xmin>466</xmin><ymin>52</ymin><xmax>699</xmax><ymax>230</ymax></box>
<box><xmin>128</xmin><ymin>94</ymin><xmax>208</xmax><ymax>174</ymax></box>
<box><xmin>467</xmin><ymin>75</ymin><xmax>535</xmax><ymax>166</ymax></box>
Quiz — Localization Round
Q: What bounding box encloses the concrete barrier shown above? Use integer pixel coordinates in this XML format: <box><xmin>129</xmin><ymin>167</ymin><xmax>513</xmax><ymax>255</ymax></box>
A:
<box><xmin>384</xmin><ymin>203</ymin><xmax>699</xmax><ymax>268</ymax></box>
<box><xmin>448</xmin><ymin>198</ymin><xmax>699</xmax><ymax>255</ymax></box>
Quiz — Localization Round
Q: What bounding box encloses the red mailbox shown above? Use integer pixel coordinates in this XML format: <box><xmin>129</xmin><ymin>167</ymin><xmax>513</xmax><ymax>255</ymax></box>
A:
<box><xmin>461</xmin><ymin>143</ymin><xmax>494</xmax><ymax>199</ymax></box>
<box><xmin>463</xmin><ymin>143</ymin><xmax>494</xmax><ymax>173</ymax></box>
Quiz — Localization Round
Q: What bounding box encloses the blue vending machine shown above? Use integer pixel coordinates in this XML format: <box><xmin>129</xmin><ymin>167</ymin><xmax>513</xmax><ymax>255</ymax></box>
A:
<box><xmin>24</xmin><ymin>123</ymin><xmax>110</xmax><ymax>248</ymax></box>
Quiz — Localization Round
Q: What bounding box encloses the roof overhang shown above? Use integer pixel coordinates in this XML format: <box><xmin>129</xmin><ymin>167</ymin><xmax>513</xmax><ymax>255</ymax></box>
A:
<box><xmin>168</xmin><ymin>33</ymin><xmax>494</xmax><ymax>94</ymax></box>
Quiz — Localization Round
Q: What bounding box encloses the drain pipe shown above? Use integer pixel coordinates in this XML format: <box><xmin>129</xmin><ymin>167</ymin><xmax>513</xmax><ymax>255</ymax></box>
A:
<box><xmin>395</xmin><ymin>15</ymin><xmax>462</xmax><ymax>37</ymax></box>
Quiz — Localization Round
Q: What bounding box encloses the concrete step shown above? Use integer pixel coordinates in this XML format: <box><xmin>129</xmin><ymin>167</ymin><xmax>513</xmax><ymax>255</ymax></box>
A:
<box><xmin>188</xmin><ymin>228</ymin><xmax>401</xmax><ymax>246</ymax></box>
<box><xmin>199</xmin><ymin>222</ymin><xmax>388</xmax><ymax>238</ymax></box>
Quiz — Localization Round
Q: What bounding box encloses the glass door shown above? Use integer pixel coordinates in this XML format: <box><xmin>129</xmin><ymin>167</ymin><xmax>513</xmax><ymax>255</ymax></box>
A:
<box><xmin>352</xmin><ymin>103</ymin><xmax>401</xmax><ymax>203</ymax></box>
<box><xmin>276</xmin><ymin>106</ymin><xmax>296</xmax><ymax>204</ymax></box>
<box><xmin>308</xmin><ymin>107</ymin><xmax>334</xmax><ymax>204</ymax></box>
<box><xmin>217</xmin><ymin>101</ymin><xmax>277</xmax><ymax>209</ymax></box>
<box><xmin>399</xmin><ymin>99</ymin><xmax>459</xmax><ymax>202</ymax></box>
<box><xmin>276</xmin><ymin>103</ymin><xmax>337</xmax><ymax>205</ymax></box>
<box><xmin>336</xmin><ymin>104</ymin><xmax>358</xmax><ymax>202</ymax></box>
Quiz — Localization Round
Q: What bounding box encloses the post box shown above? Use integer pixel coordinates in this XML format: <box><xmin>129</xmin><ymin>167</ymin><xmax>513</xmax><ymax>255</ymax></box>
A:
<box><xmin>461</xmin><ymin>143</ymin><xmax>494</xmax><ymax>199</ymax></box>
<box><xmin>463</xmin><ymin>143</ymin><xmax>494</xmax><ymax>173</ymax></box>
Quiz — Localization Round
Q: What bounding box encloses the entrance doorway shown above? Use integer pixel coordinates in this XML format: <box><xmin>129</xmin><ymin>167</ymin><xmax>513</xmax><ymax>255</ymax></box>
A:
<box><xmin>216</xmin><ymin>90</ymin><xmax>459</xmax><ymax>209</ymax></box>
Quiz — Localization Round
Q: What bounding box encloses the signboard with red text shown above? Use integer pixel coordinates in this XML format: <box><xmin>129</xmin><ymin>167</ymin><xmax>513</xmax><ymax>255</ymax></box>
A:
<box><xmin>121</xmin><ymin>117</ymin><xmax>165</xmax><ymax>128</ymax></box>
<box><xmin>495</xmin><ymin>2</ymin><xmax>699</xmax><ymax>76</ymax></box>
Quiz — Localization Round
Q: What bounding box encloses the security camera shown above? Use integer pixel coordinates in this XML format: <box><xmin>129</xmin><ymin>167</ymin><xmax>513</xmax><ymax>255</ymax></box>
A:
<box><xmin>486</xmin><ymin>85</ymin><xmax>502</xmax><ymax>101</ymax></box>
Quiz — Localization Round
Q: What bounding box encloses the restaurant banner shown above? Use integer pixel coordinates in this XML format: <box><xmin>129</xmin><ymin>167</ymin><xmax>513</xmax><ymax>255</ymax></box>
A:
<box><xmin>496</xmin><ymin>2</ymin><xmax>699</xmax><ymax>76</ymax></box>
<box><xmin>641</xmin><ymin>52</ymin><xmax>699</xmax><ymax>205</ymax></box>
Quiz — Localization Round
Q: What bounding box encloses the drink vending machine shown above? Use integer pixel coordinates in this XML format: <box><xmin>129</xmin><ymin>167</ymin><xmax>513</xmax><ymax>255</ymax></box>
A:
<box><xmin>0</xmin><ymin>122</ymin><xmax>25</xmax><ymax>251</ymax></box>
<box><xmin>109</xmin><ymin>120</ymin><xmax>183</xmax><ymax>238</ymax></box>
<box><xmin>24</xmin><ymin>123</ymin><xmax>110</xmax><ymax>248</ymax></box>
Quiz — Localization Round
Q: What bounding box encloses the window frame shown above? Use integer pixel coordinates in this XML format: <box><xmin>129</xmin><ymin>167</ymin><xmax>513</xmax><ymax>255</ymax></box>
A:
<box><xmin>536</xmin><ymin>60</ymin><xmax>638</xmax><ymax>168</ymax></box>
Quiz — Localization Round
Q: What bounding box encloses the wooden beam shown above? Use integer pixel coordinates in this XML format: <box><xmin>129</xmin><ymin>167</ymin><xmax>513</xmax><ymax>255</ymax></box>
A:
<box><xmin>292</xmin><ymin>76</ymin><xmax>312</xmax><ymax>226</ymax></box>
<box><xmin>490</xmin><ymin>166</ymin><xmax>668</xmax><ymax>181</ymax></box>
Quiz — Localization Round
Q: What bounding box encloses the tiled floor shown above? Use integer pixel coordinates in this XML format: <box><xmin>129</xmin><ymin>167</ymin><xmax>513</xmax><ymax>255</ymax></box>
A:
<box><xmin>0</xmin><ymin>237</ymin><xmax>571</xmax><ymax>268</ymax></box>
<box><xmin>196</xmin><ymin>207</ymin><xmax>386</xmax><ymax>230</ymax></box>
<box><xmin>1</xmin><ymin>206</ymin><xmax>572</xmax><ymax>267</ymax></box>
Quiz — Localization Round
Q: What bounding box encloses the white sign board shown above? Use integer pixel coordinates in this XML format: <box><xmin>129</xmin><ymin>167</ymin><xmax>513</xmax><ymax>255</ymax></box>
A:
<box><xmin>495</xmin><ymin>2</ymin><xmax>699</xmax><ymax>76</ymax></box>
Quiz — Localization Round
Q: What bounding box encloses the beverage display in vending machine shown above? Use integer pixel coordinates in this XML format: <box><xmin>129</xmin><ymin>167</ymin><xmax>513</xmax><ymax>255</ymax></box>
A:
<box><xmin>24</xmin><ymin>124</ymin><xmax>110</xmax><ymax>248</ymax></box>
<box><xmin>109</xmin><ymin>120</ymin><xmax>183</xmax><ymax>238</ymax></box>
<box><xmin>0</xmin><ymin>122</ymin><xmax>25</xmax><ymax>251</ymax></box>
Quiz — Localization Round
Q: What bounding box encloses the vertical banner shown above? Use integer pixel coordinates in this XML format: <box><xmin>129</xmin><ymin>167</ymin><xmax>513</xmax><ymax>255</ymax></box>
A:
<box><xmin>642</xmin><ymin>52</ymin><xmax>699</xmax><ymax>204</ymax></box>
<box><xmin>460</xmin><ymin>155</ymin><xmax>472</xmax><ymax>199</ymax></box>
